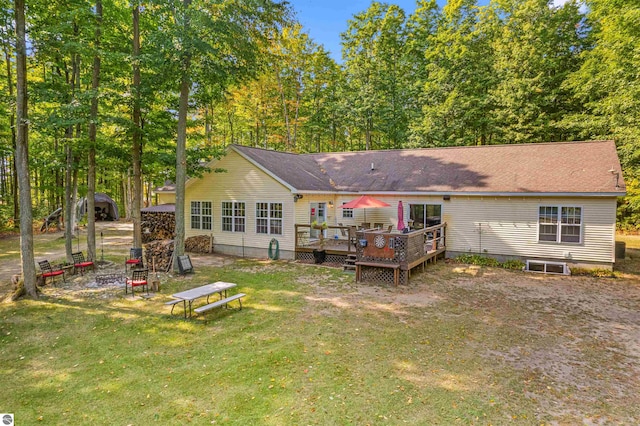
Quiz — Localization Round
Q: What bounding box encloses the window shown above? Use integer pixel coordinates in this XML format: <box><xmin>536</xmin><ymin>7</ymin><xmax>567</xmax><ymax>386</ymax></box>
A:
<box><xmin>222</xmin><ymin>201</ymin><xmax>245</xmax><ymax>232</ymax></box>
<box><xmin>409</xmin><ymin>204</ymin><xmax>442</xmax><ymax>229</ymax></box>
<box><xmin>190</xmin><ymin>201</ymin><xmax>212</xmax><ymax>230</ymax></box>
<box><xmin>538</xmin><ymin>206</ymin><xmax>582</xmax><ymax>243</ymax></box>
<box><xmin>341</xmin><ymin>202</ymin><xmax>353</xmax><ymax>218</ymax></box>
<box><xmin>256</xmin><ymin>202</ymin><xmax>282</xmax><ymax>235</ymax></box>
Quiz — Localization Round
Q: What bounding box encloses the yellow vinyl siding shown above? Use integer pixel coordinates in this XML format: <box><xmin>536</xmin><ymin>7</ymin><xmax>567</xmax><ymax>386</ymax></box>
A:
<box><xmin>185</xmin><ymin>152</ymin><xmax>617</xmax><ymax>265</ymax></box>
<box><xmin>156</xmin><ymin>192</ymin><xmax>175</xmax><ymax>205</ymax></box>
<box><xmin>185</xmin><ymin>150</ymin><xmax>295</xmax><ymax>252</ymax></box>
<box><xmin>444</xmin><ymin>196</ymin><xmax>616</xmax><ymax>264</ymax></box>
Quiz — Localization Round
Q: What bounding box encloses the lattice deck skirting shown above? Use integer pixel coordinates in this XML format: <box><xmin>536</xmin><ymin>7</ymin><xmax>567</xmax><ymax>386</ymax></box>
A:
<box><xmin>296</xmin><ymin>252</ymin><xmax>347</xmax><ymax>266</ymax></box>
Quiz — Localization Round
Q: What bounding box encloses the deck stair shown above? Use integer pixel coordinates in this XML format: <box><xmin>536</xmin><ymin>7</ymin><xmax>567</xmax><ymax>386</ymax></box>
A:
<box><xmin>343</xmin><ymin>254</ymin><xmax>357</xmax><ymax>272</ymax></box>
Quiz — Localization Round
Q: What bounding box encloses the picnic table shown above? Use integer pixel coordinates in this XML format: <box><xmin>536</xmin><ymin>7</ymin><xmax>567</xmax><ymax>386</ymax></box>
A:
<box><xmin>167</xmin><ymin>281</ymin><xmax>237</xmax><ymax>318</ymax></box>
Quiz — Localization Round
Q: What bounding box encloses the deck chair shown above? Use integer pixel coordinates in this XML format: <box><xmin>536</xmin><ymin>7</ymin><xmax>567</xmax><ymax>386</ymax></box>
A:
<box><xmin>72</xmin><ymin>252</ymin><xmax>95</xmax><ymax>275</ymax></box>
<box><xmin>38</xmin><ymin>260</ymin><xmax>65</xmax><ymax>286</ymax></box>
<box><xmin>125</xmin><ymin>248</ymin><xmax>143</xmax><ymax>273</ymax></box>
<box><xmin>361</xmin><ymin>222</ymin><xmax>371</xmax><ymax>230</ymax></box>
<box><xmin>338</xmin><ymin>223</ymin><xmax>348</xmax><ymax>238</ymax></box>
<box><xmin>374</xmin><ymin>222</ymin><xmax>384</xmax><ymax>230</ymax></box>
<box><xmin>387</xmin><ymin>225</ymin><xmax>393</xmax><ymax>233</ymax></box>
<box><xmin>125</xmin><ymin>268</ymin><xmax>149</xmax><ymax>295</ymax></box>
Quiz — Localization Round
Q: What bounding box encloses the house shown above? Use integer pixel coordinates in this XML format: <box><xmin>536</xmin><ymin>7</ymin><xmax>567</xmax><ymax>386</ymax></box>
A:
<box><xmin>180</xmin><ymin>140</ymin><xmax>625</xmax><ymax>270</ymax></box>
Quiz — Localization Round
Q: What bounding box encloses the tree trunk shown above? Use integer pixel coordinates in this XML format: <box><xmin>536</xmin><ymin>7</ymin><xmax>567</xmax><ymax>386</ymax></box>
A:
<box><xmin>64</xmin><ymin>143</ymin><xmax>75</xmax><ymax>262</ymax></box>
<box><xmin>4</xmin><ymin>39</ymin><xmax>17</xmax><ymax>227</ymax></box>
<box><xmin>131</xmin><ymin>3</ymin><xmax>142</xmax><ymax>248</ymax></box>
<box><xmin>275</xmin><ymin>67</ymin><xmax>291</xmax><ymax>148</ymax></box>
<box><xmin>174</xmin><ymin>0</ymin><xmax>192</xmax><ymax>271</ymax></box>
<box><xmin>87</xmin><ymin>0</ymin><xmax>102</xmax><ymax>263</ymax></box>
<box><xmin>14</xmin><ymin>0</ymin><xmax>37</xmax><ymax>298</ymax></box>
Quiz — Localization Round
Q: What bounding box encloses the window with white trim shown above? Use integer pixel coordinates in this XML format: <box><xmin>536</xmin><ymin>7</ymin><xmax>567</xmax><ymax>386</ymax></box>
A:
<box><xmin>341</xmin><ymin>202</ymin><xmax>353</xmax><ymax>218</ymax></box>
<box><xmin>190</xmin><ymin>201</ymin><xmax>212</xmax><ymax>230</ymax></box>
<box><xmin>222</xmin><ymin>201</ymin><xmax>245</xmax><ymax>232</ymax></box>
<box><xmin>538</xmin><ymin>206</ymin><xmax>582</xmax><ymax>243</ymax></box>
<box><xmin>256</xmin><ymin>202</ymin><xmax>283</xmax><ymax>235</ymax></box>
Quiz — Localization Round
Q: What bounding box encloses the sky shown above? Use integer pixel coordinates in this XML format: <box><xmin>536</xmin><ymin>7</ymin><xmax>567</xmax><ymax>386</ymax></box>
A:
<box><xmin>286</xmin><ymin>0</ymin><xmax>572</xmax><ymax>63</ymax></box>
<box><xmin>287</xmin><ymin>0</ymin><xmax>424</xmax><ymax>62</ymax></box>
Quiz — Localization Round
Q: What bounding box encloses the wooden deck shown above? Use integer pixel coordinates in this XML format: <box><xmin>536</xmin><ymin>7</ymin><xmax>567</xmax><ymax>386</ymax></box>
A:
<box><xmin>354</xmin><ymin>223</ymin><xmax>447</xmax><ymax>286</ymax></box>
<box><xmin>294</xmin><ymin>223</ymin><xmax>447</xmax><ymax>285</ymax></box>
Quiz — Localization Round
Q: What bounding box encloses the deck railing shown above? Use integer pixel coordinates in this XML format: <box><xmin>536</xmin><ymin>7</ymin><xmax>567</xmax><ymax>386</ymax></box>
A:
<box><xmin>294</xmin><ymin>224</ymin><xmax>355</xmax><ymax>254</ymax></box>
<box><xmin>354</xmin><ymin>223</ymin><xmax>447</xmax><ymax>285</ymax></box>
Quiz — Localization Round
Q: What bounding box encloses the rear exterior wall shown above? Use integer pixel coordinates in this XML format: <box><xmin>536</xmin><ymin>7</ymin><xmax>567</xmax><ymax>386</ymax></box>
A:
<box><xmin>443</xmin><ymin>195</ymin><xmax>617</xmax><ymax>268</ymax></box>
<box><xmin>185</xmin><ymin>150</ymin><xmax>296</xmax><ymax>259</ymax></box>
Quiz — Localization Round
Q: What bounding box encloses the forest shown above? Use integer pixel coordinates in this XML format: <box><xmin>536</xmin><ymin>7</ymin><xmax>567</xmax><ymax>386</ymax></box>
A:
<box><xmin>1</xmin><ymin>0</ymin><xmax>639</xmax><ymax>293</ymax></box>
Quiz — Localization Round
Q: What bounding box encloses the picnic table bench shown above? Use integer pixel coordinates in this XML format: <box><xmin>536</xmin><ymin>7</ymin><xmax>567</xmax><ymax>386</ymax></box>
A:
<box><xmin>167</xmin><ymin>281</ymin><xmax>242</xmax><ymax>319</ymax></box>
<box><xmin>194</xmin><ymin>293</ymin><xmax>246</xmax><ymax>316</ymax></box>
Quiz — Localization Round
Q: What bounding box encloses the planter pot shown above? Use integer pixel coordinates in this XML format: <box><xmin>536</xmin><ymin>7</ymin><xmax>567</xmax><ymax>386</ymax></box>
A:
<box><xmin>313</xmin><ymin>249</ymin><xmax>326</xmax><ymax>264</ymax></box>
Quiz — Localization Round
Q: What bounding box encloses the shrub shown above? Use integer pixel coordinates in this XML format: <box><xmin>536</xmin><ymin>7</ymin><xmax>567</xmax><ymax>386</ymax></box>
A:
<box><xmin>570</xmin><ymin>268</ymin><xmax>616</xmax><ymax>278</ymax></box>
<box><xmin>501</xmin><ymin>259</ymin><xmax>525</xmax><ymax>270</ymax></box>
<box><xmin>455</xmin><ymin>254</ymin><xmax>525</xmax><ymax>271</ymax></box>
<box><xmin>455</xmin><ymin>254</ymin><xmax>500</xmax><ymax>267</ymax></box>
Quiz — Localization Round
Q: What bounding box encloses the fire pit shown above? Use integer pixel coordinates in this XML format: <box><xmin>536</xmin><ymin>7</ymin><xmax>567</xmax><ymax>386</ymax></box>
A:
<box><xmin>94</xmin><ymin>273</ymin><xmax>124</xmax><ymax>287</ymax></box>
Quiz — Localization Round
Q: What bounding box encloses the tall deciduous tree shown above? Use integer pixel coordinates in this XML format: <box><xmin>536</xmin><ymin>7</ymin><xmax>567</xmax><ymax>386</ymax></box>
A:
<box><xmin>410</xmin><ymin>0</ymin><xmax>495</xmax><ymax>147</ymax></box>
<box><xmin>87</xmin><ymin>0</ymin><xmax>102</xmax><ymax>262</ymax></box>
<box><xmin>342</xmin><ymin>2</ymin><xmax>409</xmax><ymax>150</ymax></box>
<box><xmin>147</xmin><ymin>0</ymin><xmax>289</xmax><ymax>270</ymax></box>
<box><xmin>564</xmin><ymin>0</ymin><xmax>640</xmax><ymax>226</ymax></box>
<box><xmin>131</xmin><ymin>2</ymin><xmax>142</xmax><ymax>248</ymax></box>
<box><xmin>490</xmin><ymin>0</ymin><xmax>586</xmax><ymax>144</ymax></box>
<box><xmin>15</xmin><ymin>0</ymin><xmax>36</xmax><ymax>297</ymax></box>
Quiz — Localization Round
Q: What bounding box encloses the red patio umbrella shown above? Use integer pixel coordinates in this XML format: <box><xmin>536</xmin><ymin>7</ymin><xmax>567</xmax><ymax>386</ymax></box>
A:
<box><xmin>339</xmin><ymin>195</ymin><xmax>390</xmax><ymax>223</ymax></box>
<box><xmin>397</xmin><ymin>201</ymin><xmax>405</xmax><ymax>231</ymax></box>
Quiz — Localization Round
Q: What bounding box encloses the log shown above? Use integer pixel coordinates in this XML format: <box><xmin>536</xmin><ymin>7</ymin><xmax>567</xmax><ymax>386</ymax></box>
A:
<box><xmin>142</xmin><ymin>211</ymin><xmax>175</xmax><ymax>243</ymax></box>
<box><xmin>185</xmin><ymin>235</ymin><xmax>214</xmax><ymax>253</ymax></box>
<box><xmin>144</xmin><ymin>239</ymin><xmax>174</xmax><ymax>272</ymax></box>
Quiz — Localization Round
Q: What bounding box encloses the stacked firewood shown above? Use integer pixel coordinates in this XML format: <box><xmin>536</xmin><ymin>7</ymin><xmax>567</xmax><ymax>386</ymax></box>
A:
<box><xmin>185</xmin><ymin>235</ymin><xmax>214</xmax><ymax>253</ymax></box>
<box><xmin>144</xmin><ymin>239</ymin><xmax>174</xmax><ymax>272</ymax></box>
<box><xmin>142</xmin><ymin>211</ymin><xmax>175</xmax><ymax>243</ymax></box>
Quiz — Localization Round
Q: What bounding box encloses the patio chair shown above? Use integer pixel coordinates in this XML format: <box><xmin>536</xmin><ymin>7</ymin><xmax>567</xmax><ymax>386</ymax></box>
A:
<box><xmin>374</xmin><ymin>222</ymin><xmax>384</xmax><ymax>230</ymax></box>
<box><xmin>124</xmin><ymin>248</ymin><xmax>143</xmax><ymax>273</ymax></box>
<box><xmin>125</xmin><ymin>268</ymin><xmax>149</xmax><ymax>295</ymax></box>
<box><xmin>38</xmin><ymin>260</ymin><xmax>65</xmax><ymax>286</ymax></box>
<box><xmin>387</xmin><ymin>225</ymin><xmax>393</xmax><ymax>233</ymax></box>
<box><xmin>72</xmin><ymin>252</ymin><xmax>95</xmax><ymax>275</ymax></box>
<box><xmin>361</xmin><ymin>222</ymin><xmax>371</xmax><ymax>230</ymax></box>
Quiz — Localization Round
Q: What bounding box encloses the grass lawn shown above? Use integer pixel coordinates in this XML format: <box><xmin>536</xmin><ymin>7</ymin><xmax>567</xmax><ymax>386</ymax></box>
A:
<box><xmin>1</xmin><ymin>230</ymin><xmax>640</xmax><ymax>425</ymax></box>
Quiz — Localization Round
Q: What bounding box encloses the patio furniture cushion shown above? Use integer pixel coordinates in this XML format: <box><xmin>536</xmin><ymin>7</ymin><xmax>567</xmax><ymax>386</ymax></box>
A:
<box><xmin>72</xmin><ymin>252</ymin><xmax>95</xmax><ymax>275</ymax></box>
<box><xmin>125</xmin><ymin>269</ymin><xmax>149</xmax><ymax>295</ymax></box>
<box><xmin>38</xmin><ymin>260</ymin><xmax>65</xmax><ymax>286</ymax></box>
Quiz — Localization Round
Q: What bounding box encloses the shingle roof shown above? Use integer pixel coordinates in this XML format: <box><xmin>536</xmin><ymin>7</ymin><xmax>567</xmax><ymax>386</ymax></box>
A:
<box><xmin>141</xmin><ymin>204</ymin><xmax>175</xmax><ymax>213</ymax></box>
<box><xmin>230</xmin><ymin>141</ymin><xmax>625</xmax><ymax>195</ymax></box>
<box><xmin>233</xmin><ymin>145</ymin><xmax>335</xmax><ymax>191</ymax></box>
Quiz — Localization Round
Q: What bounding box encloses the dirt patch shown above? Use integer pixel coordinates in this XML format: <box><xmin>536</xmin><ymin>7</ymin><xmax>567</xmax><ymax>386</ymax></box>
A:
<box><xmin>0</xmin><ymin>221</ymin><xmax>234</xmax><ymax>299</ymax></box>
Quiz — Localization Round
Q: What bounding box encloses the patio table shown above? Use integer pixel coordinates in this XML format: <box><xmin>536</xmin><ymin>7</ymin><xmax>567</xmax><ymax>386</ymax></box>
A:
<box><xmin>169</xmin><ymin>281</ymin><xmax>237</xmax><ymax>318</ymax></box>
